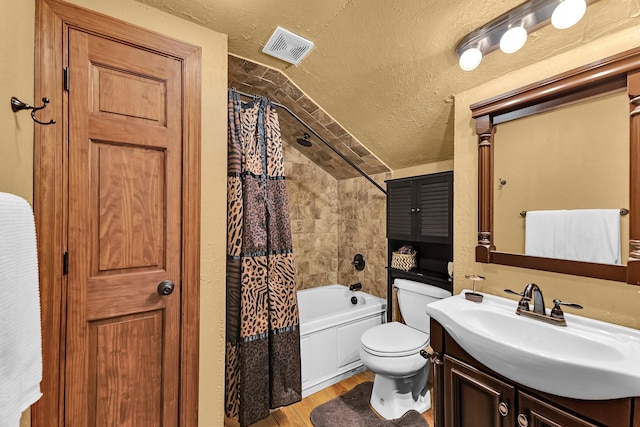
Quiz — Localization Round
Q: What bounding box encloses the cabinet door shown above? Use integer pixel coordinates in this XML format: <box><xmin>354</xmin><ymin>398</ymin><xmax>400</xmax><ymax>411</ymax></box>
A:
<box><xmin>416</xmin><ymin>173</ymin><xmax>452</xmax><ymax>243</ymax></box>
<box><xmin>387</xmin><ymin>180</ymin><xmax>414</xmax><ymax>240</ymax></box>
<box><xmin>444</xmin><ymin>356</ymin><xmax>515</xmax><ymax>427</ymax></box>
<box><xmin>518</xmin><ymin>392</ymin><xmax>600</xmax><ymax>427</ymax></box>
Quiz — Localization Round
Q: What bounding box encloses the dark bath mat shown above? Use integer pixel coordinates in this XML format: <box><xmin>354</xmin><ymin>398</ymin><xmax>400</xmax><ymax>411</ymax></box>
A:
<box><xmin>310</xmin><ymin>382</ymin><xmax>429</xmax><ymax>427</ymax></box>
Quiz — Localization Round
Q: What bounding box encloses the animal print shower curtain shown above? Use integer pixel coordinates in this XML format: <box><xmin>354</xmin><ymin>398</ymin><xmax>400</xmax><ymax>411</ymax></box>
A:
<box><xmin>225</xmin><ymin>89</ymin><xmax>302</xmax><ymax>426</ymax></box>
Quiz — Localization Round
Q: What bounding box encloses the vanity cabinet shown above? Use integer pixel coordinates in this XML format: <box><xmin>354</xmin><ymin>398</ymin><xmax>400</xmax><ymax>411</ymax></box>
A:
<box><xmin>444</xmin><ymin>355</ymin><xmax>515</xmax><ymax>427</ymax></box>
<box><xmin>517</xmin><ymin>392</ymin><xmax>600</xmax><ymax>427</ymax></box>
<box><xmin>431</xmin><ymin>319</ymin><xmax>637</xmax><ymax>427</ymax></box>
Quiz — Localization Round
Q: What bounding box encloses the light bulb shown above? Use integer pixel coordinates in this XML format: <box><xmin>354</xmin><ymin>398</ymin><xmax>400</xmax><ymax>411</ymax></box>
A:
<box><xmin>500</xmin><ymin>26</ymin><xmax>528</xmax><ymax>54</ymax></box>
<box><xmin>459</xmin><ymin>47</ymin><xmax>482</xmax><ymax>71</ymax></box>
<box><xmin>551</xmin><ymin>0</ymin><xmax>587</xmax><ymax>29</ymax></box>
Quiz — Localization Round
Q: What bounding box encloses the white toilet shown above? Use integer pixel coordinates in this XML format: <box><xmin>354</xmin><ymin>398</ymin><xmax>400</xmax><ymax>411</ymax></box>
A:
<box><xmin>359</xmin><ymin>278</ymin><xmax>451</xmax><ymax>420</ymax></box>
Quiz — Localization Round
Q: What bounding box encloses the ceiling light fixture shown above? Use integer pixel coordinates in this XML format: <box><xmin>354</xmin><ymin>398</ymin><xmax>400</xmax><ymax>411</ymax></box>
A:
<box><xmin>551</xmin><ymin>0</ymin><xmax>587</xmax><ymax>29</ymax></box>
<box><xmin>456</xmin><ymin>0</ymin><xmax>592</xmax><ymax>71</ymax></box>
<box><xmin>500</xmin><ymin>25</ymin><xmax>528</xmax><ymax>54</ymax></box>
<box><xmin>459</xmin><ymin>47</ymin><xmax>483</xmax><ymax>71</ymax></box>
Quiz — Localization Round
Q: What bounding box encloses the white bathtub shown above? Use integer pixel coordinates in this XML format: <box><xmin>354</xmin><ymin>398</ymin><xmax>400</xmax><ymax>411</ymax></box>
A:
<box><xmin>297</xmin><ymin>284</ymin><xmax>387</xmax><ymax>397</ymax></box>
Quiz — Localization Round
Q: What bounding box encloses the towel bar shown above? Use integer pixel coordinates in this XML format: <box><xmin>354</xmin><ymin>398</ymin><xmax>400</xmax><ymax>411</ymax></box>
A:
<box><xmin>520</xmin><ymin>208</ymin><xmax>629</xmax><ymax>217</ymax></box>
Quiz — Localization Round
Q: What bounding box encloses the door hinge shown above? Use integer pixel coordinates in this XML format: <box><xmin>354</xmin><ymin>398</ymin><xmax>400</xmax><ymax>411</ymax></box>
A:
<box><xmin>63</xmin><ymin>251</ymin><xmax>69</xmax><ymax>275</ymax></box>
<box><xmin>63</xmin><ymin>67</ymin><xmax>70</xmax><ymax>92</ymax></box>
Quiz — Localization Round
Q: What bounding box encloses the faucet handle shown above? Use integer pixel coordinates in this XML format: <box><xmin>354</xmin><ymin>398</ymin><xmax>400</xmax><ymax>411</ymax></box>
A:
<box><xmin>550</xmin><ymin>299</ymin><xmax>583</xmax><ymax>319</ymax></box>
<box><xmin>504</xmin><ymin>289</ymin><xmax>531</xmax><ymax>311</ymax></box>
<box><xmin>504</xmin><ymin>288</ymin><xmax>524</xmax><ymax>297</ymax></box>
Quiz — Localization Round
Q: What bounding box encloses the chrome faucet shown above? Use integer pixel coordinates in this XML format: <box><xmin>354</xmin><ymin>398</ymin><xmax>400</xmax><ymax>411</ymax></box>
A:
<box><xmin>504</xmin><ymin>284</ymin><xmax>582</xmax><ymax>326</ymax></box>
<box><xmin>523</xmin><ymin>283</ymin><xmax>545</xmax><ymax>315</ymax></box>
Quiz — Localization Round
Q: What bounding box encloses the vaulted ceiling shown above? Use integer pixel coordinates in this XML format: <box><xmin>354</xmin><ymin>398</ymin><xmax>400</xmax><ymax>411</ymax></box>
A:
<box><xmin>136</xmin><ymin>0</ymin><xmax>639</xmax><ymax>170</ymax></box>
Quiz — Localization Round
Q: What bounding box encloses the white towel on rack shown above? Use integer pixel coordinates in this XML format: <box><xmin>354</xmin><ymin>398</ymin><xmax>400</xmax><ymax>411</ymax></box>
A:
<box><xmin>525</xmin><ymin>210</ymin><xmax>567</xmax><ymax>259</ymax></box>
<box><xmin>565</xmin><ymin>209</ymin><xmax>621</xmax><ymax>265</ymax></box>
<box><xmin>0</xmin><ymin>193</ymin><xmax>42</xmax><ymax>427</ymax></box>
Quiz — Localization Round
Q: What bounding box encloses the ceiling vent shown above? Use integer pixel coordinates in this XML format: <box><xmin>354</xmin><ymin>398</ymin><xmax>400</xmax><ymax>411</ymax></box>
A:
<box><xmin>262</xmin><ymin>27</ymin><xmax>314</xmax><ymax>65</ymax></box>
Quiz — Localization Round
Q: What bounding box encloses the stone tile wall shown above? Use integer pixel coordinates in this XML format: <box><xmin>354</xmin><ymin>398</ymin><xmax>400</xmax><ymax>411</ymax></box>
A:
<box><xmin>284</xmin><ymin>138</ymin><xmax>390</xmax><ymax>299</ymax></box>
<box><xmin>284</xmin><ymin>141</ymin><xmax>339</xmax><ymax>289</ymax></box>
<box><xmin>337</xmin><ymin>173</ymin><xmax>390</xmax><ymax>299</ymax></box>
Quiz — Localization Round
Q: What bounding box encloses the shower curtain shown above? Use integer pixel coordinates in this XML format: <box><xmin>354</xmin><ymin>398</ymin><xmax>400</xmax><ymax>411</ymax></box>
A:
<box><xmin>225</xmin><ymin>89</ymin><xmax>302</xmax><ymax>426</ymax></box>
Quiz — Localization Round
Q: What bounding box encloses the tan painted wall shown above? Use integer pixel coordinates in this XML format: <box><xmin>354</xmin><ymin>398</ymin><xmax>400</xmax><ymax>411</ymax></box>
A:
<box><xmin>392</xmin><ymin>160</ymin><xmax>454</xmax><ymax>179</ymax></box>
<box><xmin>3</xmin><ymin>0</ymin><xmax>228</xmax><ymax>425</ymax></box>
<box><xmin>0</xmin><ymin>1</ymin><xmax>35</xmax><ymax>204</ymax></box>
<box><xmin>454</xmin><ymin>26</ymin><xmax>640</xmax><ymax>330</ymax></box>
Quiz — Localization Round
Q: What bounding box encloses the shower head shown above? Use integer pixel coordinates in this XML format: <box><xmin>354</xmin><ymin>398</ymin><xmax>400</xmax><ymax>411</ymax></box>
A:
<box><xmin>296</xmin><ymin>133</ymin><xmax>312</xmax><ymax>147</ymax></box>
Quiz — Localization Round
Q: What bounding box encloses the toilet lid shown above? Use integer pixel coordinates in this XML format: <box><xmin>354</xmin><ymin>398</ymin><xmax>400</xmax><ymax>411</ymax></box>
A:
<box><xmin>361</xmin><ymin>322</ymin><xmax>429</xmax><ymax>357</ymax></box>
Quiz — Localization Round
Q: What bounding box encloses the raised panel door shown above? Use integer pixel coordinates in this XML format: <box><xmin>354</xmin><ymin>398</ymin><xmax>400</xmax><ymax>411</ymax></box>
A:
<box><xmin>444</xmin><ymin>356</ymin><xmax>515</xmax><ymax>427</ymax></box>
<box><xmin>66</xmin><ymin>29</ymin><xmax>182</xmax><ymax>426</ymax></box>
<box><xmin>518</xmin><ymin>392</ymin><xmax>600</xmax><ymax>427</ymax></box>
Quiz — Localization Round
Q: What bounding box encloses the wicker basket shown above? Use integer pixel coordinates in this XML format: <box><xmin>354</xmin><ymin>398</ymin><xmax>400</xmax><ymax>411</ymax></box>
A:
<box><xmin>391</xmin><ymin>252</ymin><xmax>417</xmax><ymax>271</ymax></box>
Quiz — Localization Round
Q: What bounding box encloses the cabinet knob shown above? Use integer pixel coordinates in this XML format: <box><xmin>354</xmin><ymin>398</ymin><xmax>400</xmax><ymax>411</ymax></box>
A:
<box><xmin>498</xmin><ymin>402</ymin><xmax>509</xmax><ymax>417</ymax></box>
<box><xmin>517</xmin><ymin>413</ymin><xmax>529</xmax><ymax>427</ymax></box>
<box><xmin>411</xmin><ymin>208</ymin><xmax>416</xmax><ymax>212</ymax></box>
<box><xmin>416</xmin><ymin>208</ymin><xmax>421</xmax><ymax>212</ymax></box>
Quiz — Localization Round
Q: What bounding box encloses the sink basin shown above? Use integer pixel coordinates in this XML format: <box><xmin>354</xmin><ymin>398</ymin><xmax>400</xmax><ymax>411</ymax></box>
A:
<box><xmin>425</xmin><ymin>290</ymin><xmax>640</xmax><ymax>400</ymax></box>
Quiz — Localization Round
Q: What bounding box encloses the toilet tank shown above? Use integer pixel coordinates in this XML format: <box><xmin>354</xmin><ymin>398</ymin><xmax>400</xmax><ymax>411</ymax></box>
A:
<box><xmin>394</xmin><ymin>279</ymin><xmax>452</xmax><ymax>334</ymax></box>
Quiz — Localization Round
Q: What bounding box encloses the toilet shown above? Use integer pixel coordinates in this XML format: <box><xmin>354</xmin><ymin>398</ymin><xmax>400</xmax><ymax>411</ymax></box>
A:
<box><xmin>359</xmin><ymin>278</ymin><xmax>451</xmax><ymax>420</ymax></box>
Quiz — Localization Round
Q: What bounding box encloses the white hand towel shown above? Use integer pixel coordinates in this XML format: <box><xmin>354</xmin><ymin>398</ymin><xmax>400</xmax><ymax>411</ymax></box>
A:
<box><xmin>525</xmin><ymin>210</ymin><xmax>567</xmax><ymax>259</ymax></box>
<box><xmin>565</xmin><ymin>209</ymin><xmax>621</xmax><ymax>265</ymax></box>
<box><xmin>0</xmin><ymin>193</ymin><xmax>42</xmax><ymax>427</ymax></box>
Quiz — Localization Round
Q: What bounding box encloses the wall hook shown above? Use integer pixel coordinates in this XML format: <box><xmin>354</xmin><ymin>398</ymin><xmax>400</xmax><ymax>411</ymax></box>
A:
<box><xmin>498</xmin><ymin>178</ymin><xmax>507</xmax><ymax>188</ymax></box>
<box><xmin>11</xmin><ymin>97</ymin><xmax>56</xmax><ymax>125</ymax></box>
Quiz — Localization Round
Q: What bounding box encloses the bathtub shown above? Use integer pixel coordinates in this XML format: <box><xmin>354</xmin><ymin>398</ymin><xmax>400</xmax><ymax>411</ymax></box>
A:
<box><xmin>297</xmin><ymin>284</ymin><xmax>387</xmax><ymax>397</ymax></box>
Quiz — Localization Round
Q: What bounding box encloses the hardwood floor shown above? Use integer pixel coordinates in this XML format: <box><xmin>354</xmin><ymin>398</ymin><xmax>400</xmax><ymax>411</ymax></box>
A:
<box><xmin>224</xmin><ymin>371</ymin><xmax>434</xmax><ymax>426</ymax></box>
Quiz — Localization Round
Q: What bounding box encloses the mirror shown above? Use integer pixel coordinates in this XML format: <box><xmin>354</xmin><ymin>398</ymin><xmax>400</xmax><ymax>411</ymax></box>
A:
<box><xmin>471</xmin><ymin>47</ymin><xmax>640</xmax><ymax>284</ymax></box>
<box><xmin>493</xmin><ymin>91</ymin><xmax>629</xmax><ymax>265</ymax></box>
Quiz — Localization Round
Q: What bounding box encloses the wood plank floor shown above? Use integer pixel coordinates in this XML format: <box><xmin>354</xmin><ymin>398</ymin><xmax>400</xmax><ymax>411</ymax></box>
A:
<box><xmin>224</xmin><ymin>371</ymin><xmax>434</xmax><ymax>426</ymax></box>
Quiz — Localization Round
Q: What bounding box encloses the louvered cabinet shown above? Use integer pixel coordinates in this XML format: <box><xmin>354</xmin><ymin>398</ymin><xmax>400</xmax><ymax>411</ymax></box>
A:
<box><xmin>385</xmin><ymin>172</ymin><xmax>453</xmax><ymax>322</ymax></box>
<box><xmin>387</xmin><ymin>171</ymin><xmax>453</xmax><ymax>244</ymax></box>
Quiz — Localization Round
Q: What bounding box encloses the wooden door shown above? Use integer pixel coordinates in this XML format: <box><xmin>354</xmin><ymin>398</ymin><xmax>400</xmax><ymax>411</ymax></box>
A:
<box><xmin>444</xmin><ymin>356</ymin><xmax>515</xmax><ymax>427</ymax></box>
<box><xmin>65</xmin><ymin>28</ymin><xmax>182</xmax><ymax>426</ymax></box>
<box><xmin>518</xmin><ymin>392</ymin><xmax>600</xmax><ymax>427</ymax></box>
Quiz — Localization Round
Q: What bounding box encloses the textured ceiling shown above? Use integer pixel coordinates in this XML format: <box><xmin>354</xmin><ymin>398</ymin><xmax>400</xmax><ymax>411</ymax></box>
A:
<box><xmin>135</xmin><ymin>0</ymin><xmax>640</xmax><ymax>170</ymax></box>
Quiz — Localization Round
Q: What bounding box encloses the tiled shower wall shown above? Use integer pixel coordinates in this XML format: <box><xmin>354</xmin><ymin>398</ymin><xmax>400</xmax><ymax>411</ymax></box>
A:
<box><xmin>283</xmin><ymin>141</ymin><xmax>390</xmax><ymax>299</ymax></box>
<box><xmin>337</xmin><ymin>173</ymin><xmax>389</xmax><ymax>299</ymax></box>
<box><xmin>284</xmin><ymin>142</ymin><xmax>339</xmax><ymax>288</ymax></box>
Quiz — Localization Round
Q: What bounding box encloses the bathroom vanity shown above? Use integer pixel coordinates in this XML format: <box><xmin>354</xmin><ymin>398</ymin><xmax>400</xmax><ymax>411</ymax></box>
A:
<box><xmin>425</xmin><ymin>289</ymin><xmax>640</xmax><ymax>427</ymax></box>
<box><xmin>430</xmin><ymin>319</ymin><xmax>639</xmax><ymax>427</ymax></box>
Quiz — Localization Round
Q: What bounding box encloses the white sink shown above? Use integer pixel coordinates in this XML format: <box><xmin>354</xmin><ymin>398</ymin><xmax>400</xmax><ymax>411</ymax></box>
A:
<box><xmin>425</xmin><ymin>290</ymin><xmax>640</xmax><ymax>400</ymax></box>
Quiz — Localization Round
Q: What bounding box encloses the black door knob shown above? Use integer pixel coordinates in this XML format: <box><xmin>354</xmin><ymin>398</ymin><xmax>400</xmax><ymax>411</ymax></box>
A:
<box><xmin>157</xmin><ymin>280</ymin><xmax>175</xmax><ymax>296</ymax></box>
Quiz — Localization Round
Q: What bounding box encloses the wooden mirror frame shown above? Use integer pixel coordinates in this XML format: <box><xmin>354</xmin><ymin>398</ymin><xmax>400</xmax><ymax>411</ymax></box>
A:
<box><xmin>471</xmin><ymin>46</ymin><xmax>640</xmax><ymax>285</ymax></box>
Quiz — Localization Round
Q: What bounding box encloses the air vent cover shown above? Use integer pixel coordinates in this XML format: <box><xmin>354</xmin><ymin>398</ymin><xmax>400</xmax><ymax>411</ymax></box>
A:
<box><xmin>262</xmin><ymin>26</ymin><xmax>314</xmax><ymax>65</ymax></box>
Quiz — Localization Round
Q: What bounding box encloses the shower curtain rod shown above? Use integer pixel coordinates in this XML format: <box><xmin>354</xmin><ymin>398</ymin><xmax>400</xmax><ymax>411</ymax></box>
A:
<box><xmin>230</xmin><ymin>88</ymin><xmax>387</xmax><ymax>195</ymax></box>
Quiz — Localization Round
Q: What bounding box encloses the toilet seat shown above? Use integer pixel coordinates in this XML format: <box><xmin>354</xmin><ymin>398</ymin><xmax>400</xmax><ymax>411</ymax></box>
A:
<box><xmin>361</xmin><ymin>322</ymin><xmax>428</xmax><ymax>357</ymax></box>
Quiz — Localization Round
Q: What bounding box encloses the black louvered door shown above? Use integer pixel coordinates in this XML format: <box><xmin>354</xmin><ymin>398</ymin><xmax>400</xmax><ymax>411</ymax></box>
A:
<box><xmin>387</xmin><ymin>180</ymin><xmax>414</xmax><ymax>241</ymax></box>
<box><xmin>387</xmin><ymin>171</ymin><xmax>452</xmax><ymax>244</ymax></box>
<box><xmin>417</xmin><ymin>175</ymin><xmax>453</xmax><ymax>244</ymax></box>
